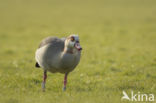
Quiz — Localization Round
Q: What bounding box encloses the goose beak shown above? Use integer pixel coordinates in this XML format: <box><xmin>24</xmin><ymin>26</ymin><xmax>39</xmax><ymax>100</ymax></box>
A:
<box><xmin>75</xmin><ymin>42</ymin><xmax>82</xmax><ymax>51</ymax></box>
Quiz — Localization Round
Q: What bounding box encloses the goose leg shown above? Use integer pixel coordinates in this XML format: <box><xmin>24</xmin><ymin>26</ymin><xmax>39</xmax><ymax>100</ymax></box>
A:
<box><xmin>42</xmin><ymin>70</ymin><xmax>47</xmax><ymax>92</ymax></box>
<box><xmin>63</xmin><ymin>73</ymin><xmax>68</xmax><ymax>91</ymax></box>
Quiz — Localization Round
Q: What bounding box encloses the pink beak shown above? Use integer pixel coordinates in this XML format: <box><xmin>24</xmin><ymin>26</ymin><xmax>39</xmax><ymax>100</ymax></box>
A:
<box><xmin>75</xmin><ymin>42</ymin><xmax>82</xmax><ymax>51</ymax></box>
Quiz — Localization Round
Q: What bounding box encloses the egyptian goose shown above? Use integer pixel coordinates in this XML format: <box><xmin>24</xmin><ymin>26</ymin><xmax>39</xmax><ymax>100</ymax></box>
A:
<box><xmin>35</xmin><ymin>34</ymin><xmax>82</xmax><ymax>91</ymax></box>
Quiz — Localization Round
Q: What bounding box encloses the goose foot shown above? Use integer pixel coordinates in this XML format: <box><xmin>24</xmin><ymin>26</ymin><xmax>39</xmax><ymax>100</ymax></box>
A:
<box><xmin>42</xmin><ymin>82</ymin><xmax>46</xmax><ymax>92</ymax></box>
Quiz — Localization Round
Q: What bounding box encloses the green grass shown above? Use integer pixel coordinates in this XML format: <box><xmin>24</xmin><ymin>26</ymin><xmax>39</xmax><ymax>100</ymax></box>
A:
<box><xmin>0</xmin><ymin>0</ymin><xmax>156</xmax><ymax>103</ymax></box>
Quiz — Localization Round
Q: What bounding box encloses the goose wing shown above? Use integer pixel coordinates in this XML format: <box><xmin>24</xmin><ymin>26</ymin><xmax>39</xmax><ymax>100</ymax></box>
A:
<box><xmin>38</xmin><ymin>36</ymin><xmax>64</xmax><ymax>49</ymax></box>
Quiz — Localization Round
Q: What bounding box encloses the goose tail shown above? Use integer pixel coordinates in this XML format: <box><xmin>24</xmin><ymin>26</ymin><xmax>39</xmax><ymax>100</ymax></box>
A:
<box><xmin>35</xmin><ymin>62</ymin><xmax>40</xmax><ymax>68</ymax></box>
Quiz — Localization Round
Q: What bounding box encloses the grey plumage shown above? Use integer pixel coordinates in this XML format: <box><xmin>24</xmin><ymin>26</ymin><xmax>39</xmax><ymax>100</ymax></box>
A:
<box><xmin>38</xmin><ymin>37</ymin><xmax>64</xmax><ymax>49</ymax></box>
<box><xmin>35</xmin><ymin>35</ymin><xmax>82</xmax><ymax>91</ymax></box>
<box><xmin>35</xmin><ymin>36</ymin><xmax>81</xmax><ymax>73</ymax></box>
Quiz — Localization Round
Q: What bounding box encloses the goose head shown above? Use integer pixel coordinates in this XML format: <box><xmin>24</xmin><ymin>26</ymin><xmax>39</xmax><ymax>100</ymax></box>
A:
<box><xmin>64</xmin><ymin>35</ymin><xmax>82</xmax><ymax>53</ymax></box>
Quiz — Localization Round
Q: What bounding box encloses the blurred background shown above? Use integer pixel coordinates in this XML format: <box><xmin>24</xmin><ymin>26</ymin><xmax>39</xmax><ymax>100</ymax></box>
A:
<box><xmin>0</xmin><ymin>0</ymin><xmax>156</xmax><ymax>103</ymax></box>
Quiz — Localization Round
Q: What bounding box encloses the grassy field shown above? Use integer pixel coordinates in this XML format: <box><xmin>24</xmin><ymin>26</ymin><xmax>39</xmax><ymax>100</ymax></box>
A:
<box><xmin>0</xmin><ymin>0</ymin><xmax>156</xmax><ymax>103</ymax></box>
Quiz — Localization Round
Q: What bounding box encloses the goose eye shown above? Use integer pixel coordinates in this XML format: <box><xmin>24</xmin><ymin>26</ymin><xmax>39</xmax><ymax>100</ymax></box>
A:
<box><xmin>71</xmin><ymin>37</ymin><xmax>75</xmax><ymax>41</ymax></box>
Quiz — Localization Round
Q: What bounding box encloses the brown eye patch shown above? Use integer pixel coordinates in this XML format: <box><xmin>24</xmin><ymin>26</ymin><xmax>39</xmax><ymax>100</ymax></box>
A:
<box><xmin>70</xmin><ymin>37</ymin><xmax>75</xmax><ymax>41</ymax></box>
